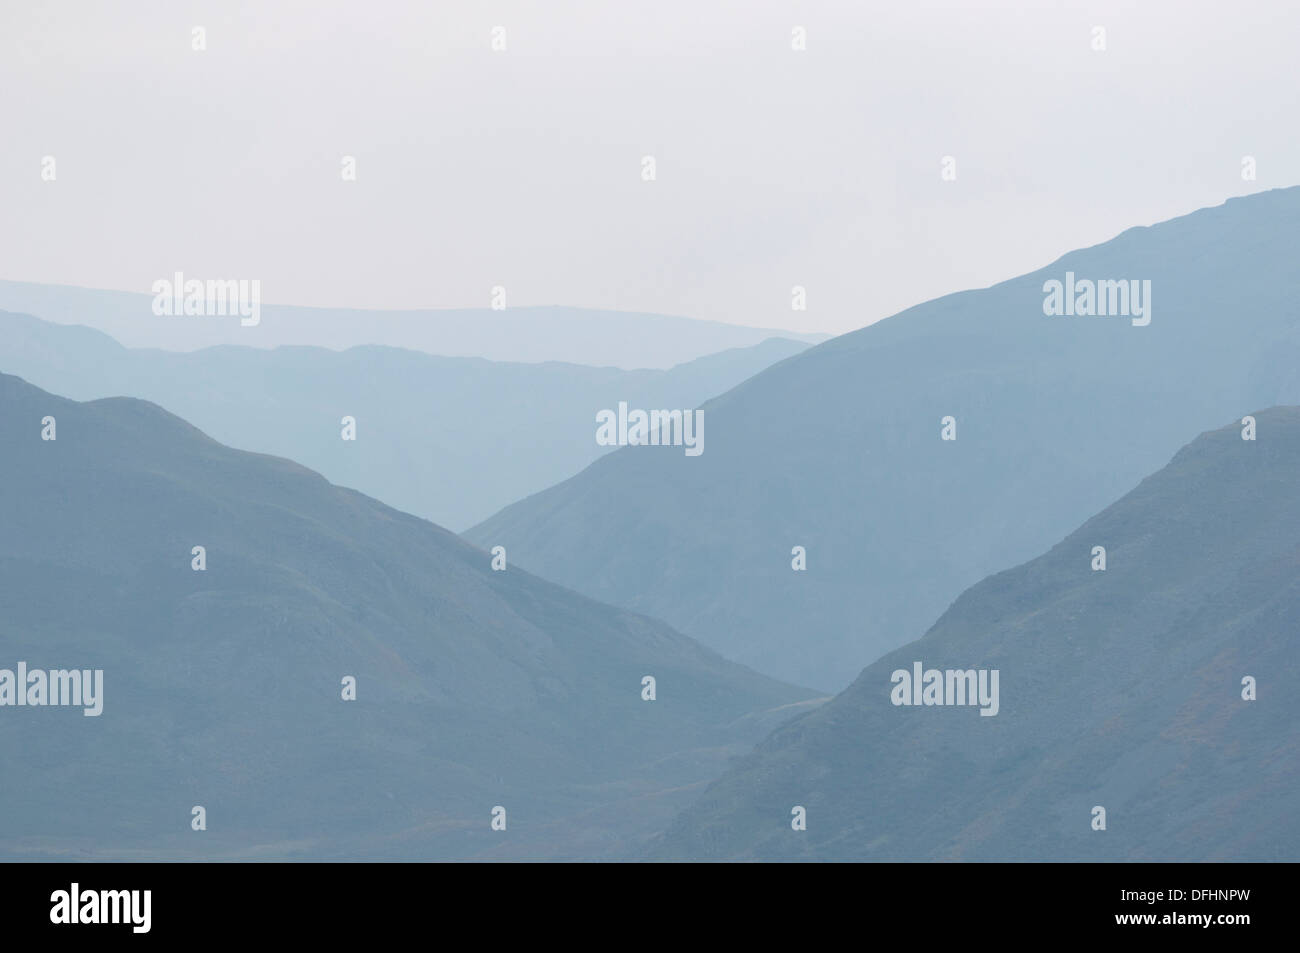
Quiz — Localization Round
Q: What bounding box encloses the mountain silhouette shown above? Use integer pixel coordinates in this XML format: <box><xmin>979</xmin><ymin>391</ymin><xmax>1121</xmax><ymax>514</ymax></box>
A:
<box><xmin>649</xmin><ymin>407</ymin><xmax>1300</xmax><ymax>861</ymax></box>
<box><xmin>0</xmin><ymin>373</ymin><xmax>816</xmax><ymax>860</ymax></box>
<box><xmin>469</xmin><ymin>187</ymin><xmax>1300</xmax><ymax>691</ymax></box>
<box><xmin>0</xmin><ymin>311</ymin><xmax>808</xmax><ymax>530</ymax></box>
<box><xmin>0</xmin><ymin>280</ymin><xmax>828</xmax><ymax>369</ymax></box>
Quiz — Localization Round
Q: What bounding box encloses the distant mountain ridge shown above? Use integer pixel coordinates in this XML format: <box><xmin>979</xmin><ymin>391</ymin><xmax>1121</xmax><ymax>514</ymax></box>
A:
<box><xmin>0</xmin><ymin>311</ymin><xmax>809</xmax><ymax>530</ymax></box>
<box><xmin>469</xmin><ymin>186</ymin><xmax>1300</xmax><ymax>691</ymax></box>
<box><xmin>649</xmin><ymin>407</ymin><xmax>1300</xmax><ymax>861</ymax></box>
<box><xmin>0</xmin><ymin>372</ymin><xmax>815</xmax><ymax>860</ymax></box>
<box><xmin>0</xmin><ymin>280</ymin><xmax>829</xmax><ymax>369</ymax></box>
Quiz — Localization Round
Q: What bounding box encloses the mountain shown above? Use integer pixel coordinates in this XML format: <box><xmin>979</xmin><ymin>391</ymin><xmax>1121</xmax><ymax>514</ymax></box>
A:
<box><xmin>0</xmin><ymin>311</ymin><xmax>809</xmax><ymax>531</ymax></box>
<box><xmin>0</xmin><ymin>280</ymin><xmax>828</xmax><ymax>369</ymax></box>
<box><xmin>0</xmin><ymin>373</ymin><xmax>817</xmax><ymax>861</ymax></box>
<box><xmin>469</xmin><ymin>187</ymin><xmax>1300</xmax><ymax>691</ymax></box>
<box><xmin>649</xmin><ymin>407</ymin><xmax>1300</xmax><ymax>861</ymax></box>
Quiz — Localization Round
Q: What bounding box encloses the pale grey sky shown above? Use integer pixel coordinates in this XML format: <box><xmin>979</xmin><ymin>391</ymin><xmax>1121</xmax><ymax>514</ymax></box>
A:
<box><xmin>2</xmin><ymin>0</ymin><xmax>1296</xmax><ymax>336</ymax></box>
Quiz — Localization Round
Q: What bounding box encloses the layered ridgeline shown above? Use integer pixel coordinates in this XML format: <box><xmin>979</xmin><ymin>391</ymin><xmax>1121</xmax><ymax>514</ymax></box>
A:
<box><xmin>0</xmin><ymin>312</ymin><xmax>807</xmax><ymax>531</ymax></box>
<box><xmin>0</xmin><ymin>374</ymin><xmax>817</xmax><ymax>861</ymax></box>
<box><xmin>0</xmin><ymin>281</ymin><xmax>827</xmax><ymax>369</ymax></box>
<box><xmin>469</xmin><ymin>187</ymin><xmax>1300</xmax><ymax>691</ymax></box>
<box><xmin>650</xmin><ymin>408</ymin><xmax>1300</xmax><ymax>861</ymax></box>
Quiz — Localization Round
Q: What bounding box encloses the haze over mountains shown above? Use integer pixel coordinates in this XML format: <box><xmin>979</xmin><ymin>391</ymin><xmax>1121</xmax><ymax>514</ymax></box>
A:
<box><xmin>0</xmin><ymin>373</ymin><xmax>816</xmax><ymax>861</ymax></box>
<box><xmin>469</xmin><ymin>187</ymin><xmax>1300</xmax><ymax>692</ymax></box>
<box><xmin>650</xmin><ymin>408</ymin><xmax>1300</xmax><ymax>861</ymax></box>
<box><xmin>0</xmin><ymin>280</ymin><xmax>828</xmax><ymax>370</ymax></box>
<box><xmin>4</xmin><ymin>188</ymin><xmax>1295</xmax><ymax>865</ymax></box>
<box><xmin>0</xmin><ymin>311</ymin><xmax>808</xmax><ymax>530</ymax></box>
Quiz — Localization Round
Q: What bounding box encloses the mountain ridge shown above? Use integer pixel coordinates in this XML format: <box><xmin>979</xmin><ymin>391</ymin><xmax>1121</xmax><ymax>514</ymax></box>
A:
<box><xmin>0</xmin><ymin>280</ymin><xmax>830</xmax><ymax>369</ymax></box>
<box><xmin>0</xmin><ymin>310</ymin><xmax>811</xmax><ymax>531</ymax></box>
<box><xmin>469</xmin><ymin>185</ymin><xmax>1300</xmax><ymax>691</ymax></box>
<box><xmin>648</xmin><ymin>405</ymin><xmax>1300</xmax><ymax>861</ymax></box>
<box><xmin>0</xmin><ymin>371</ymin><xmax>816</xmax><ymax>861</ymax></box>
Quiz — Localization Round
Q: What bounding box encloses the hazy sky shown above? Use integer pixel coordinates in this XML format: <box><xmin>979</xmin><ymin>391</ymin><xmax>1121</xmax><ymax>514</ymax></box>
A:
<box><xmin>2</xmin><ymin>0</ymin><xmax>1296</xmax><ymax>335</ymax></box>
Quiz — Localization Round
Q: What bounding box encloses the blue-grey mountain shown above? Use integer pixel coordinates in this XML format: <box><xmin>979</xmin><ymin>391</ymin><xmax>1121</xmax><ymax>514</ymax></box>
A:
<box><xmin>469</xmin><ymin>188</ymin><xmax>1300</xmax><ymax>691</ymax></box>
<box><xmin>0</xmin><ymin>373</ymin><xmax>817</xmax><ymax>860</ymax></box>
<box><xmin>650</xmin><ymin>407</ymin><xmax>1300</xmax><ymax>861</ymax></box>
<box><xmin>0</xmin><ymin>280</ymin><xmax>827</xmax><ymax>369</ymax></box>
<box><xmin>0</xmin><ymin>312</ymin><xmax>808</xmax><ymax>530</ymax></box>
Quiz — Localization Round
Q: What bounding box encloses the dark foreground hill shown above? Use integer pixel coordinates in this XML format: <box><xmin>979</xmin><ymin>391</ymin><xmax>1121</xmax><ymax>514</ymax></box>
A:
<box><xmin>649</xmin><ymin>407</ymin><xmax>1300</xmax><ymax>861</ymax></box>
<box><xmin>0</xmin><ymin>373</ymin><xmax>816</xmax><ymax>861</ymax></box>
<box><xmin>470</xmin><ymin>187</ymin><xmax>1300</xmax><ymax>691</ymax></box>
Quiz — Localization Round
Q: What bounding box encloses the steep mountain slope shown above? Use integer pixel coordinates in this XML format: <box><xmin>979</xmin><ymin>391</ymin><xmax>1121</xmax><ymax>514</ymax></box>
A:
<box><xmin>0</xmin><ymin>373</ymin><xmax>816</xmax><ymax>861</ymax></box>
<box><xmin>470</xmin><ymin>187</ymin><xmax>1300</xmax><ymax>690</ymax></box>
<box><xmin>0</xmin><ymin>281</ymin><xmax>828</xmax><ymax>368</ymax></box>
<box><xmin>0</xmin><ymin>312</ymin><xmax>808</xmax><ymax>530</ymax></box>
<box><xmin>649</xmin><ymin>407</ymin><xmax>1300</xmax><ymax>861</ymax></box>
